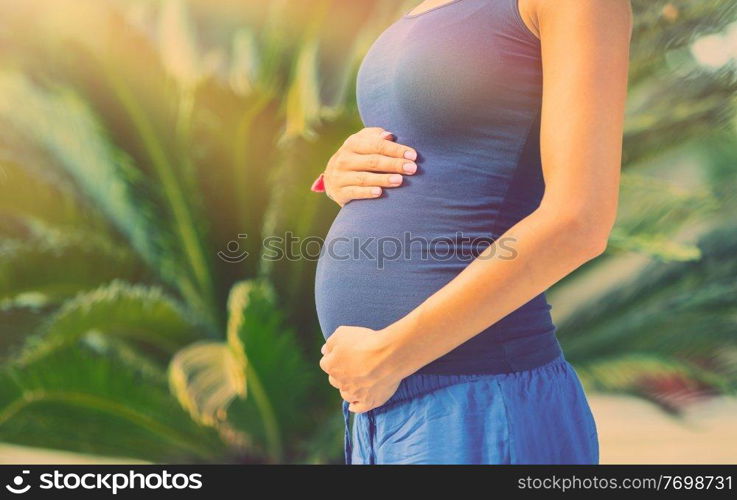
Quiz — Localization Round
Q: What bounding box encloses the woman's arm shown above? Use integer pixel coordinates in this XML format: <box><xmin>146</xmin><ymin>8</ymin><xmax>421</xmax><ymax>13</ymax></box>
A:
<box><xmin>320</xmin><ymin>0</ymin><xmax>632</xmax><ymax>412</ymax></box>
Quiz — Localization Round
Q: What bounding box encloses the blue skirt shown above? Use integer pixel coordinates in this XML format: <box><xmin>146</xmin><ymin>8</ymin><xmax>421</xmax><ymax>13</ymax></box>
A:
<box><xmin>343</xmin><ymin>353</ymin><xmax>599</xmax><ymax>464</ymax></box>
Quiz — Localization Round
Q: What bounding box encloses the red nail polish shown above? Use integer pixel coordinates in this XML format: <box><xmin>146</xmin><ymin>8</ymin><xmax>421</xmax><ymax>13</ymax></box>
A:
<box><xmin>310</xmin><ymin>173</ymin><xmax>326</xmax><ymax>192</ymax></box>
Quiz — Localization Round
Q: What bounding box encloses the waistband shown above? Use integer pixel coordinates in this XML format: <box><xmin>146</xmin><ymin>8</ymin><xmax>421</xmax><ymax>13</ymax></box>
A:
<box><xmin>341</xmin><ymin>332</ymin><xmax>565</xmax><ymax>464</ymax></box>
<box><xmin>416</xmin><ymin>327</ymin><xmax>563</xmax><ymax>375</ymax></box>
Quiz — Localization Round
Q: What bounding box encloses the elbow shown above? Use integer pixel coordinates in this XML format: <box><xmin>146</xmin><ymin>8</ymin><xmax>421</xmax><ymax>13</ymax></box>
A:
<box><xmin>583</xmin><ymin>231</ymin><xmax>610</xmax><ymax>260</ymax></box>
<box><xmin>554</xmin><ymin>210</ymin><xmax>612</xmax><ymax>262</ymax></box>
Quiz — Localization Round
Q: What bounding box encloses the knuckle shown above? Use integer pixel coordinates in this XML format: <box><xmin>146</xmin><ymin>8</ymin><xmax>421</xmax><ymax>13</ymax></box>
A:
<box><xmin>344</xmin><ymin>133</ymin><xmax>357</xmax><ymax>146</ymax></box>
<box><xmin>335</xmin><ymin>155</ymin><xmax>349</xmax><ymax>169</ymax></box>
<box><xmin>327</xmin><ymin>155</ymin><xmax>341</xmax><ymax>174</ymax></box>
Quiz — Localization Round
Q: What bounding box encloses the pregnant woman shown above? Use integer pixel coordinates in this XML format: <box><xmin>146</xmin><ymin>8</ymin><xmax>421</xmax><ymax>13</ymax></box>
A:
<box><xmin>314</xmin><ymin>0</ymin><xmax>631</xmax><ymax>464</ymax></box>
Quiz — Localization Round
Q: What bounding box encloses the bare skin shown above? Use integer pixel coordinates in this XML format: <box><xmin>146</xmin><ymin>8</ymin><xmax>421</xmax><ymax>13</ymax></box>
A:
<box><xmin>323</xmin><ymin>128</ymin><xmax>418</xmax><ymax>206</ymax></box>
<box><xmin>319</xmin><ymin>0</ymin><xmax>633</xmax><ymax>413</ymax></box>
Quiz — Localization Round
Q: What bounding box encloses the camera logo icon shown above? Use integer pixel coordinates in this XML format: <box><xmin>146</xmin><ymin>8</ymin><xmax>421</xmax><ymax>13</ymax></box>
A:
<box><xmin>6</xmin><ymin>470</ymin><xmax>31</xmax><ymax>494</ymax></box>
<box><xmin>217</xmin><ymin>234</ymin><xmax>249</xmax><ymax>263</ymax></box>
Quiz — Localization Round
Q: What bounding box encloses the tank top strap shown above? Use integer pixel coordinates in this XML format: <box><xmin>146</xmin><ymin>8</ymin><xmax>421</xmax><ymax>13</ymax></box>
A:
<box><xmin>495</xmin><ymin>0</ymin><xmax>540</xmax><ymax>45</ymax></box>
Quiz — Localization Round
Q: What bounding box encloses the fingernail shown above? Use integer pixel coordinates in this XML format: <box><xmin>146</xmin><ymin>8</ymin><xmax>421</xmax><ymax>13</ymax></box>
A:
<box><xmin>381</xmin><ymin>131</ymin><xmax>393</xmax><ymax>139</ymax></box>
<box><xmin>404</xmin><ymin>150</ymin><xmax>417</xmax><ymax>161</ymax></box>
<box><xmin>402</xmin><ymin>162</ymin><xmax>417</xmax><ymax>174</ymax></box>
<box><xmin>389</xmin><ymin>174</ymin><xmax>403</xmax><ymax>185</ymax></box>
<box><xmin>371</xmin><ymin>187</ymin><xmax>382</xmax><ymax>195</ymax></box>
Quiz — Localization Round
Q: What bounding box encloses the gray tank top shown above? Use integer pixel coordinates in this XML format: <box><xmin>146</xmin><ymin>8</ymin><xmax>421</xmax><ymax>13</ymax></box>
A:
<box><xmin>315</xmin><ymin>0</ymin><xmax>562</xmax><ymax>374</ymax></box>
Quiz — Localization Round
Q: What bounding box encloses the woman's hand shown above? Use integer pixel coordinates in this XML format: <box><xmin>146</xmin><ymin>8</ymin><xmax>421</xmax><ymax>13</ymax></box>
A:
<box><xmin>323</xmin><ymin>127</ymin><xmax>418</xmax><ymax>207</ymax></box>
<box><xmin>319</xmin><ymin>325</ymin><xmax>403</xmax><ymax>413</ymax></box>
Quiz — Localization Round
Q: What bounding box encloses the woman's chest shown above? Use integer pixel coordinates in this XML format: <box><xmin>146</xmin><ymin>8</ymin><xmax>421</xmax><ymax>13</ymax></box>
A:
<box><xmin>356</xmin><ymin>3</ymin><xmax>541</xmax><ymax>136</ymax></box>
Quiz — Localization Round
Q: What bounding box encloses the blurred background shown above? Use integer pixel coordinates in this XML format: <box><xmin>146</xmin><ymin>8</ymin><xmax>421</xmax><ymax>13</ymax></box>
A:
<box><xmin>0</xmin><ymin>0</ymin><xmax>735</xmax><ymax>464</ymax></box>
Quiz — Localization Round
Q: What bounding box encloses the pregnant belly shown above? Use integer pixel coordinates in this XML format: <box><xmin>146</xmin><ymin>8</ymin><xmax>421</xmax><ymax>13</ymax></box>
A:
<box><xmin>314</xmin><ymin>166</ymin><xmax>556</xmax><ymax>363</ymax></box>
<box><xmin>315</xmin><ymin>228</ymin><xmax>471</xmax><ymax>340</ymax></box>
<box><xmin>315</xmin><ymin>187</ymin><xmax>513</xmax><ymax>339</ymax></box>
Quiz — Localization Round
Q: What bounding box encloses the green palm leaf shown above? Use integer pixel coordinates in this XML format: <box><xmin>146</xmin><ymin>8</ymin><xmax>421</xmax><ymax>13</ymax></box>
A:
<box><xmin>170</xmin><ymin>281</ymin><xmax>314</xmax><ymax>462</ymax></box>
<box><xmin>0</xmin><ymin>345</ymin><xmax>226</xmax><ymax>463</ymax></box>
<box><xmin>1</xmin><ymin>1</ymin><xmax>219</xmax><ymax>326</ymax></box>
<box><xmin>0</xmin><ymin>158</ymin><xmax>104</xmax><ymax>237</ymax></box>
<box><xmin>559</xmin><ymin>224</ymin><xmax>737</xmax><ymax>402</ymax></box>
<box><xmin>263</xmin><ymin>113</ymin><xmax>356</xmax><ymax>333</ymax></box>
<box><xmin>0</xmin><ymin>73</ymin><xmax>174</xmax><ymax>280</ymax></box>
<box><xmin>0</xmin><ymin>238</ymin><xmax>141</xmax><ymax>311</ymax></box>
<box><xmin>281</xmin><ymin>38</ymin><xmax>322</xmax><ymax>142</ymax></box>
<box><xmin>606</xmin><ymin>172</ymin><xmax>716</xmax><ymax>261</ymax></box>
<box><xmin>22</xmin><ymin>281</ymin><xmax>203</xmax><ymax>365</ymax></box>
<box><xmin>190</xmin><ymin>75</ymin><xmax>281</xmax><ymax>291</ymax></box>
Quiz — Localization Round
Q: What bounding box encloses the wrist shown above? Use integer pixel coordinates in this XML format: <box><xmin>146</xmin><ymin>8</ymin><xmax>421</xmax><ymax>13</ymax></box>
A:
<box><xmin>376</xmin><ymin>310</ymin><xmax>426</xmax><ymax>380</ymax></box>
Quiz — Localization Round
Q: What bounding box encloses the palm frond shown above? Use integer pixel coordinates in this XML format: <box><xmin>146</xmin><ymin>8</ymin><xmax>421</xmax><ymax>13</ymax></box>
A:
<box><xmin>575</xmin><ymin>352</ymin><xmax>732</xmax><ymax>412</ymax></box>
<box><xmin>0</xmin><ymin>238</ymin><xmax>141</xmax><ymax>311</ymax></box>
<box><xmin>0</xmin><ymin>73</ymin><xmax>174</xmax><ymax>278</ymax></box>
<box><xmin>0</xmin><ymin>158</ymin><xmax>104</xmax><ymax>236</ymax></box>
<box><xmin>9</xmin><ymin>1</ymin><xmax>220</xmax><ymax>327</ymax></box>
<box><xmin>0</xmin><ymin>72</ymin><xmax>215</xmax><ymax>321</ymax></box>
<box><xmin>263</xmin><ymin>113</ymin><xmax>356</xmax><ymax>334</ymax></box>
<box><xmin>624</xmin><ymin>67</ymin><xmax>737</xmax><ymax>166</ymax></box>
<box><xmin>280</xmin><ymin>38</ymin><xmax>322</xmax><ymax>142</ymax></box>
<box><xmin>606</xmin><ymin>172</ymin><xmax>716</xmax><ymax>260</ymax></box>
<box><xmin>157</xmin><ymin>0</ymin><xmax>204</xmax><ymax>90</ymax></box>
<box><xmin>560</xmin><ymin>224</ymin><xmax>737</xmax><ymax>399</ymax></box>
<box><xmin>169</xmin><ymin>342</ymin><xmax>247</xmax><ymax>428</ymax></box>
<box><xmin>22</xmin><ymin>281</ymin><xmax>203</xmax><ymax>365</ymax></box>
<box><xmin>169</xmin><ymin>281</ymin><xmax>314</xmax><ymax>462</ymax></box>
<box><xmin>0</xmin><ymin>344</ymin><xmax>226</xmax><ymax>463</ymax></box>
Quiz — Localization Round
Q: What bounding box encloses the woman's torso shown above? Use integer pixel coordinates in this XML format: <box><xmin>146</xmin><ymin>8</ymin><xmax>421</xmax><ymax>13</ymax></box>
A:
<box><xmin>315</xmin><ymin>0</ymin><xmax>561</xmax><ymax>374</ymax></box>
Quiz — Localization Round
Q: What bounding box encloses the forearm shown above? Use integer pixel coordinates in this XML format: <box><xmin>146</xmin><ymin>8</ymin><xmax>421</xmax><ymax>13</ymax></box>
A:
<box><xmin>381</xmin><ymin>206</ymin><xmax>609</xmax><ymax>379</ymax></box>
<box><xmin>375</xmin><ymin>0</ymin><xmax>631</xmax><ymax>380</ymax></box>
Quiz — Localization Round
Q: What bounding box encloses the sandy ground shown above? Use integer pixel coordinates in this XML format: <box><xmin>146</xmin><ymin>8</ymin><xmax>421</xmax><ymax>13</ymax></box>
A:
<box><xmin>0</xmin><ymin>395</ymin><xmax>735</xmax><ymax>464</ymax></box>
<box><xmin>592</xmin><ymin>395</ymin><xmax>737</xmax><ymax>464</ymax></box>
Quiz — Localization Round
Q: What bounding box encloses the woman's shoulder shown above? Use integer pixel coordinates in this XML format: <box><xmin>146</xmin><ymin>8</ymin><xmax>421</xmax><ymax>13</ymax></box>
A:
<box><xmin>525</xmin><ymin>0</ymin><xmax>633</xmax><ymax>32</ymax></box>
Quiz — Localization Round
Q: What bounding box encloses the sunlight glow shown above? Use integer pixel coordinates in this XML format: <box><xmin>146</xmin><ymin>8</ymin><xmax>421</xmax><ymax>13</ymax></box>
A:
<box><xmin>692</xmin><ymin>22</ymin><xmax>737</xmax><ymax>68</ymax></box>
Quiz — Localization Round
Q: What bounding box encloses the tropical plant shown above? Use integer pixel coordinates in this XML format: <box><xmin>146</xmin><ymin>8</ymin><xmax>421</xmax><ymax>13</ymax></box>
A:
<box><xmin>0</xmin><ymin>0</ymin><xmax>397</xmax><ymax>462</ymax></box>
<box><xmin>559</xmin><ymin>222</ymin><xmax>737</xmax><ymax>412</ymax></box>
